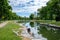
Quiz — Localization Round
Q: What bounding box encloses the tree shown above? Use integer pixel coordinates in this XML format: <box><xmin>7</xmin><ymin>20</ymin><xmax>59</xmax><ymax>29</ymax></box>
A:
<box><xmin>29</xmin><ymin>14</ymin><xmax>34</xmax><ymax>20</ymax></box>
<box><xmin>0</xmin><ymin>0</ymin><xmax>12</xmax><ymax>20</ymax></box>
<box><xmin>37</xmin><ymin>0</ymin><xmax>60</xmax><ymax>21</ymax></box>
<box><xmin>0</xmin><ymin>0</ymin><xmax>21</xmax><ymax>20</ymax></box>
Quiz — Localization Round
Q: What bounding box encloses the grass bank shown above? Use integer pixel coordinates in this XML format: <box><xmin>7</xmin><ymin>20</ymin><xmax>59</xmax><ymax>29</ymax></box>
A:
<box><xmin>0</xmin><ymin>21</ymin><xmax>4</xmax><ymax>24</ymax></box>
<box><xmin>36</xmin><ymin>20</ymin><xmax>60</xmax><ymax>26</ymax></box>
<box><xmin>0</xmin><ymin>22</ymin><xmax>22</xmax><ymax>40</ymax></box>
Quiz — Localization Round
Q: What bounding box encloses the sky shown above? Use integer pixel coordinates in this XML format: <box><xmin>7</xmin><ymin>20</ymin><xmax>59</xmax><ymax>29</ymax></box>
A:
<box><xmin>9</xmin><ymin>0</ymin><xmax>49</xmax><ymax>17</ymax></box>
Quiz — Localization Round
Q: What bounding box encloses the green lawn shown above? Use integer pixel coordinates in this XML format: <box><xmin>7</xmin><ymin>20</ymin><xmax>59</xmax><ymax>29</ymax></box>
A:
<box><xmin>36</xmin><ymin>20</ymin><xmax>60</xmax><ymax>26</ymax></box>
<box><xmin>0</xmin><ymin>22</ymin><xmax>22</xmax><ymax>40</ymax></box>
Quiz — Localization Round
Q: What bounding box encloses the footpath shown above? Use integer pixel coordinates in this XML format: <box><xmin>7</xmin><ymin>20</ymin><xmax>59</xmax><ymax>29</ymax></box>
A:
<box><xmin>0</xmin><ymin>21</ymin><xmax>8</xmax><ymax>28</ymax></box>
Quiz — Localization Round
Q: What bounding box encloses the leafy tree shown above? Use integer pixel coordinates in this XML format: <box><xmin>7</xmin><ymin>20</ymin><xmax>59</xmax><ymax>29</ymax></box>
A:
<box><xmin>29</xmin><ymin>14</ymin><xmax>34</xmax><ymax>20</ymax></box>
<box><xmin>0</xmin><ymin>0</ymin><xmax>21</xmax><ymax>20</ymax></box>
<box><xmin>37</xmin><ymin>0</ymin><xmax>60</xmax><ymax>21</ymax></box>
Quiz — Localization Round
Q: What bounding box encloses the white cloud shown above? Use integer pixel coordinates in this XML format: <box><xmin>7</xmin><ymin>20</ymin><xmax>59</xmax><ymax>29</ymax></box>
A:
<box><xmin>9</xmin><ymin>0</ymin><xmax>49</xmax><ymax>17</ymax></box>
<box><xmin>12</xmin><ymin>6</ymin><xmax>39</xmax><ymax>13</ymax></box>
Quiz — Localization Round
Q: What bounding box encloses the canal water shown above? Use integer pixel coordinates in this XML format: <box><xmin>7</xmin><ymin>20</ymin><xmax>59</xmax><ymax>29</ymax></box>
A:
<box><xmin>21</xmin><ymin>22</ymin><xmax>60</xmax><ymax>40</ymax></box>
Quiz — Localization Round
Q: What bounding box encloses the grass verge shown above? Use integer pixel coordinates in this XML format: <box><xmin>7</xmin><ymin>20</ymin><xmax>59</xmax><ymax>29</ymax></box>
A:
<box><xmin>36</xmin><ymin>20</ymin><xmax>60</xmax><ymax>26</ymax></box>
<box><xmin>0</xmin><ymin>22</ymin><xmax>22</xmax><ymax>40</ymax></box>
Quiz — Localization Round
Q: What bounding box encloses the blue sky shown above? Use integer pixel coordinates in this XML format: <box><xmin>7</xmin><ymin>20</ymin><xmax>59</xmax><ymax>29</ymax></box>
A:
<box><xmin>9</xmin><ymin>0</ymin><xmax>49</xmax><ymax>17</ymax></box>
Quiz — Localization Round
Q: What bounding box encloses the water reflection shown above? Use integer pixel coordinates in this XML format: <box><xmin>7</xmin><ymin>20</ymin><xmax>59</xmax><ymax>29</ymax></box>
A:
<box><xmin>30</xmin><ymin>22</ymin><xmax>34</xmax><ymax>27</ymax></box>
<box><xmin>38</xmin><ymin>26</ymin><xmax>60</xmax><ymax>40</ymax></box>
<box><xmin>24</xmin><ymin>22</ymin><xmax>60</xmax><ymax>40</ymax></box>
<box><xmin>25</xmin><ymin>22</ymin><xmax>47</xmax><ymax>40</ymax></box>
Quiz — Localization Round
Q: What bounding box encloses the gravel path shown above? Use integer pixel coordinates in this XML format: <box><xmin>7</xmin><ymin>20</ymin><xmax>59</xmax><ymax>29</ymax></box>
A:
<box><xmin>0</xmin><ymin>21</ymin><xmax>8</xmax><ymax>28</ymax></box>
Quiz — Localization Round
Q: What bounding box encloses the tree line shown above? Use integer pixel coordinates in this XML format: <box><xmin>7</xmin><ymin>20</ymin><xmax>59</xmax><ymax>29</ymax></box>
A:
<box><xmin>0</xmin><ymin>0</ymin><xmax>25</xmax><ymax>20</ymax></box>
<box><xmin>37</xmin><ymin>0</ymin><xmax>60</xmax><ymax>21</ymax></box>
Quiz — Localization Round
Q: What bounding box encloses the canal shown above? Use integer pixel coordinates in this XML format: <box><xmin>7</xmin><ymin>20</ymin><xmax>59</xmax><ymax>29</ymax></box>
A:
<box><xmin>20</xmin><ymin>21</ymin><xmax>60</xmax><ymax>40</ymax></box>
